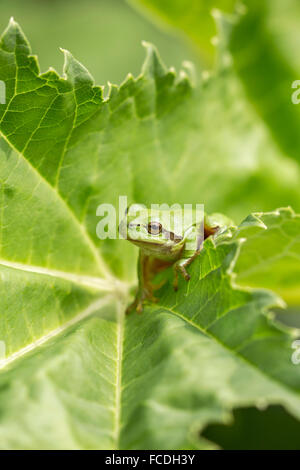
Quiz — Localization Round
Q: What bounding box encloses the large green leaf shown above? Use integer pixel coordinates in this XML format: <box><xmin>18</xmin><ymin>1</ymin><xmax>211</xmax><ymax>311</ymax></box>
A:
<box><xmin>0</xmin><ymin>19</ymin><xmax>300</xmax><ymax>449</ymax></box>
<box><xmin>1</xmin><ymin>229</ymin><xmax>300</xmax><ymax>449</ymax></box>
<box><xmin>0</xmin><ymin>19</ymin><xmax>299</xmax><ymax>282</ymax></box>
<box><xmin>0</xmin><ymin>232</ymin><xmax>300</xmax><ymax>449</ymax></box>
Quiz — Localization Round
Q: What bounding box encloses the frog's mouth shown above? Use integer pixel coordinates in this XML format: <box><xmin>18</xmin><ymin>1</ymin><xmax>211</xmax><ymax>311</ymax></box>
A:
<box><xmin>129</xmin><ymin>238</ymin><xmax>185</xmax><ymax>260</ymax></box>
<box><xmin>161</xmin><ymin>228</ymin><xmax>183</xmax><ymax>243</ymax></box>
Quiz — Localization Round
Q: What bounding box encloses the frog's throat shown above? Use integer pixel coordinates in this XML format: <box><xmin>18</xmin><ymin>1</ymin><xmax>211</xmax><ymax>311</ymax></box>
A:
<box><xmin>129</xmin><ymin>237</ymin><xmax>185</xmax><ymax>260</ymax></box>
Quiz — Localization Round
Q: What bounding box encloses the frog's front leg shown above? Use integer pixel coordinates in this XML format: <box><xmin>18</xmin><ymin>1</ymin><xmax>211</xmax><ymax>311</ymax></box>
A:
<box><xmin>126</xmin><ymin>252</ymin><xmax>158</xmax><ymax>314</ymax></box>
<box><xmin>173</xmin><ymin>219</ymin><xmax>222</xmax><ymax>291</ymax></box>
<box><xmin>173</xmin><ymin>251</ymin><xmax>200</xmax><ymax>291</ymax></box>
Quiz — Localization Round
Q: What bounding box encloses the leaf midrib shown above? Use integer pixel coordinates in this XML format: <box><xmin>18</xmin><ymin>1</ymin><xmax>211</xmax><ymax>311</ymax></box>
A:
<box><xmin>113</xmin><ymin>300</ymin><xmax>125</xmax><ymax>449</ymax></box>
<box><xmin>0</xmin><ymin>258</ymin><xmax>128</xmax><ymax>292</ymax></box>
<box><xmin>0</xmin><ymin>295</ymin><xmax>114</xmax><ymax>370</ymax></box>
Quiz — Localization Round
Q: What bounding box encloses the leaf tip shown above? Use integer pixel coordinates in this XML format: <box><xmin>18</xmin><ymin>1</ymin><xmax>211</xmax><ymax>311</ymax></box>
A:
<box><xmin>141</xmin><ymin>40</ymin><xmax>167</xmax><ymax>78</ymax></box>
<box><xmin>1</xmin><ymin>17</ymin><xmax>31</xmax><ymax>55</ymax></box>
<box><xmin>60</xmin><ymin>47</ymin><xmax>73</xmax><ymax>68</ymax></box>
<box><xmin>60</xmin><ymin>47</ymin><xmax>94</xmax><ymax>86</ymax></box>
<box><xmin>182</xmin><ymin>60</ymin><xmax>196</xmax><ymax>85</ymax></box>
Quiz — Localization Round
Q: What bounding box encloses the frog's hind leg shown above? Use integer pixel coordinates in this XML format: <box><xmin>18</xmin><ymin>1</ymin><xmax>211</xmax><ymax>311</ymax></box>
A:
<box><xmin>126</xmin><ymin>252</ymin><xmax>147</xmax><ymax>314</ymax></box>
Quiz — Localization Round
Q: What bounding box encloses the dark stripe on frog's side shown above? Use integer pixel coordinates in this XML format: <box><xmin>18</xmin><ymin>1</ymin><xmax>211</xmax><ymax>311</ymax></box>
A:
<box><xmin>161</xmin><ymin>227</ymin><xmax>183</xmax><ymax>243</ymax></box>
<box><xmin>128</xmin><ymin>223</ymin><xmax>183</xmax><ymax>244</ymax></box>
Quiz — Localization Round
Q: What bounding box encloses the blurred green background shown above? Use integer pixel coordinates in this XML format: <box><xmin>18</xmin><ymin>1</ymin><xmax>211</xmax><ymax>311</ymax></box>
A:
<box><xmin>0</xmin><ymin>0</ymin><xmax>201</xmax><ymax>86</ymax></box>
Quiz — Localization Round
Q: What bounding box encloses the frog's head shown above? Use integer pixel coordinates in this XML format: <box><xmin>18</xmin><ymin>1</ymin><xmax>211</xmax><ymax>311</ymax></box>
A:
<box><xmin>119</xmin><ymin>205</ymin><xmax>186</xmax><ymax>258</ymax></box>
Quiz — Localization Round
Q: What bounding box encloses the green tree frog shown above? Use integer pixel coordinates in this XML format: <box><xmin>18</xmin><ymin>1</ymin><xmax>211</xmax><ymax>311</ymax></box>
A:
<box><xmin>119</xmin><ymin>205</ymin><xmax>233</xmax><ymax>313</ymax></box>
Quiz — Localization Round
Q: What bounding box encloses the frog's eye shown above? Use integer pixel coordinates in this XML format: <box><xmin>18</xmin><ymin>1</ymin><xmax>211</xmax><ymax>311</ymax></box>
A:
<box><xmin>147</xmin><ymin>221</ymin><xmax>162</xmax><ymax>235</ymax></box>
